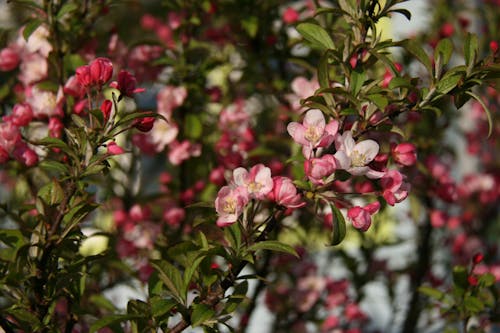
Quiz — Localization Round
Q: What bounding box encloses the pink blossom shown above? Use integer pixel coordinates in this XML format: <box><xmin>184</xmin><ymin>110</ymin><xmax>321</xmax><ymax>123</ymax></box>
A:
<box><xmin>215</xmin><ymin>185</ymin><xmax>249</xmax><ymax>227</ymax></box>
<box><xmin>430</xmin><ymin>210</ymin><xmax>448</xmax><ymax>228</ymax></box>
<box><xmin>98</xmin><ymin>100</ymin><xmax>111</xmax><ymax>124</ymax></box>
<box><xmin>347</xmin><ymin>201</ymin><xmax>380</xmax><ymax>231</ymax></box>
<box><xmin>286</xmin><ymin>77</ymin><xmax>320</xmax><ymax>112</ymax></box>
<box><xmin>18</xmin><ymin>53</ymin><xmax>48</xmax><ymax>85</ymax></box>
<box><xmin>287</xmin><ymin>109</ymin><xmax>339</xmax><ymax>158</ymax></box>
<box><xmin>109</xmin><ymin>70</ymin><xmax>145</xmax><ymax>99</ymax></box>
<box><xmin>0</xmin><ymin>121</ymin><xmax>21</xmax><ymax>153</ymax></box>
<box><xmin>48</xmin><ymin>117</ymin><xmax>63</xmax><ymax>138</ymax></box>
<box><xmin>168</xmin><ymin>140</ymin><xmax>201</xmax><ymax>165</ymax></box>
<box><xmin>283</xmin><ymin>7</ymin><xmax>300</xmax><ymax>24</ymax></box>
<box><xmin>0</xmin><ymin>47</ymin><xmax>20</xmax><ymax>71</ymax></box>
<box><xmin>11</xmin><ymin>103</ymin><xmax>33</xmax><ymax>127</ymax></box>
<box><xmin>334</xmin><ymin>131</ymin><xmax>384</xmax><ymax>178</ymax></box>
<box><xmin>157</xmin><ymin>85</ymin><xmax>187</xmax><ymax>119</ymax></box>
<box><xmin>233</xmin><ymin>164</ymin><xmax>273</xmax><ymax>200</ymax></box>
<box><xmin>392</xmin><ymin>142</ymin><xmax>417</xmax><ymax>166</ymax></box>
<box><xmin>295</xmin><ymin>275</ymin><xmax>326</xmax><ymax>312</ymax></box>
<box><xmin>218</xmin><ymin>100</ymin><xmax>250</xmax><ymax>134</ymax></box>
<box><xmin>269</xmin><ymin>176</ymin><xmax>306</xmax><ymax>209</ymax></box>
<box><xmin>380</xmin><ymin>169</ymin><xmax>410</xmax><ymax>205</ymax></box>
<box><xmin>26</xmin><ymin>86</ymin><xmax>64</xmax><ymax>118</ymax></box>
<box><xmin>12</xmin><ymin>142</ymin><xmax>38</xmax><ymax>166</ymax></box>
<box><xmin>321</xmin><ymin>315</ymin><xmax>340</xmax><ymax>332</ymax></box>
<box><xmin>63</xmin><ymin>75</ymin><xmax>85</xmax><ymax>98</ymax></box>
<box><xmin>209</xmin><ymin>166</ymin><xmax>227</xmax><ymax>186</ymax></box>
<box><xmin>149</xmin><ymin>120</ymin><xmax>178</xmax><ymax>152</ymax></box>
<box><xmin>163</xmin><ymin>206</ymin><xmax>186</xmax><ymax>226</ymax></box>
<box><xmin>107</xmin><ymin>141</ymin><xmax>125</xmax><ymax>155</ymax></box>
<box><xmin>133</xmin><ymin>116</ymin><xmax>155</xmax><ymax>132</ymax></box>
<box><xmin>89</xmin><ymin>57</ymin><xmax>113</xmax><ymax>87</ymax></box>
<box><xmin>304</xmin><ymin>154</ymin><xmax>337</xmax><ymax>185</ymax></box>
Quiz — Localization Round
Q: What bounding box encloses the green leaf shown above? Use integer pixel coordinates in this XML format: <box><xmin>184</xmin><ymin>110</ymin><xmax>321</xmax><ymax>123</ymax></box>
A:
<box><xmin>318</xmin><ymin>51</ymin><xmax>335</xmax><ymax>107</ymax></box>
<box><xmin>37</xmin><ymin>179</ymin><xmax>64</xmax><ymax>206</ymax></box>
<box><xmin>453</xmin><ymin>266</ymin><xmax>469</xmax><ymax>289</ymax></box>
<box><xmin>465</xmin><ymin>91</ymin><xmax>493</xmax><ymax>137</ymax></box>
<box><xmin>151</xmin><ymin>297</ymin><xmax>176</xmax><ymax>318</ymax></box>
<box><xmin>56</xmin><ymin>2</ymin><xmax>78</xmax><ymax>19</ymax></box>
<box><xmin>191</xmin><ymin>303</ymin><xmax>215</xmax><ymax>327</ymax></box>
<box><xmin>464</xmin><ymin>33</ymin><xmax>478</xmax><ymax>66</ymax></box>
<box><xmin>151</xmin><ymin>261</ymin><xmax>185</xmax><ymax>304</ymax></box>
<box><xmin>434</xmin><ymin>38</ymin><xmax>453</xmax><ymax>67</ymax></box>
<box><xmin>23</xmin><ymin>18</ymin><xmax>43</xmax><ymax>41</ymax></box>
<box><xmin>399</xmin><ymin>39</ymin><xmax>432</xmax><ymax>74</ymax></box>
<box><xmin>367</xmin><ymin>94</ymin><xmax>388</xmax><ymax>109</ymax></box>
<box><xmin>184</xmin><ymin>114</ymin><xmax>203</xmax><ymax>139</ymax></box>
<box><xmin>247</xmin><ymin>240</ymin><xmax>298</xmax><ymax>257</ymax></box>
<box><xmin>296</xmin><ymin>23</ymin><xmax>335</xmax><ymax>51</ymax></box>
<box><xmin>89</xmin><ymin>314</ymin><xmax>142</xmax><ymax>333</ymax></box>
<box><xmin>241</xmin><ymin>16</ymin><xmax>258</xmax><ymax>38</ymax></box>
<box><xmin>435</xmin><ymin>72</ymin><xmax>462</xmax><ymax>94</ymax></box>
<box><xmin>39</xmin><ymin>160</ymin><xmax>70</xmax><ymax>175</ymax></box>
<box><xmin>419</xmin><ymin>286</ymin><xmax>444</xmax><ymax>300</ymax></box>
<box><xmin>464</xmin><ymin>295</ymin><xmax>484</xmax><ymax>313</ymax></box>
<box><xmin>182</xmin><ymin>253</ymin><xmax>206</xmax><ymax>296</ymax></box>
<box><xmin>350</xmin><ymin>68</ymin><xmax>366</xmax><ymax>96</ymax></box>
<box><xmin>478</xmin><ymin>273</ymin><xmax>496</xmax><ymax>287</ymax></box>
<box><xmin>388</xmin><ymin>77</ymin><xmax>411</xmax><ymax>89</ymax></box>
<box><xmin>330</xmin><ymin>204</ymin><xmax>346</xmax><ymax>246</ymax></box>
<box><xmin>0</xmin><ymin>229</ymin><xmax>28</xmax><ymax>262</ymax></box>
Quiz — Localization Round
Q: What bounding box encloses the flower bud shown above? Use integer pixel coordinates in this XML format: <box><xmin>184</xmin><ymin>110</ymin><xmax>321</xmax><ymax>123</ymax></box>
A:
<box><xmin>134</xmin><ymin>116</ymin><xmax>155</xmax><ymax>132</ymax></box>
<box><xmin>107</xmin><ymin>141</ymin><xmax>125</xmax><ymax>155</ymax></box>
<box><xmin>0</xmin><ymin>47</ymin><xmax>20</xmax><ymax>71</ymax></box>
<box><xmin>392</xmin><ymin>142</ymin><xmax>417</xmax><ymax>166</ymax></box>
<box><xmin>75</xmin><ymin>65</ymin><xmax>92</xmax><ymax>88</ymax></box>
<box><xmin>89</xmin><ymin>57</ymin><xmax>113</xmax><ymax>87</ymax></box>
<box><xmin>100</xmin><ymin>100</ymin><xmax>113</xmax><ymax>122</ymax></box>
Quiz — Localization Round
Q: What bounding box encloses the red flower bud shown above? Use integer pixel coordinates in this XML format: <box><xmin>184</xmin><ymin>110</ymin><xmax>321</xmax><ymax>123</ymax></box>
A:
<box><xmin>100</xmin><ymin>99</ymin><xmax>113</xmax><ymax>122</ymax></box>
<box><xmin>109</xmin><ymin>70</ymin><xmax>145</xmax><ymax>99</ymax></box>
<box><xmin>134</xmin><ymin>116</ymin><xmax>155</xmax><ymax>132</ymax></box>
<box><xmin>490</xmin><ymin>41</ymin><xmax>498</xmax><ymax>54</ymax></box>
<box><xmin>467</xmin><ymin>275</ymin><xmax>478</xmax><ymax>286</ymax></box>
<box><xmin>75</xmin><ymin>65</ymin><xmax>92</xmax><ymax>88</ymax></box>
<box><xmin>283</xmin><ymin>7</ymin><xmax>299</xmax><ymax>24</ymax></box>
<box><xmin>0</xmin><ymin>47</ymin><xmax>20</xmax><ymax>71</ymax></box>
<box><xmin>89</xmin><ymin>57</ymin><xmax>113</xmax><ymax>87</ymax></box>
<box><xmin>392</xmin><ymin>142</ymin><xmax>417</xmax><ymax>166</ymax></box>
<box><xmin>473</xmin><ymin>252</ymin><xmax>484</xmax><ymax>265</ymax></box>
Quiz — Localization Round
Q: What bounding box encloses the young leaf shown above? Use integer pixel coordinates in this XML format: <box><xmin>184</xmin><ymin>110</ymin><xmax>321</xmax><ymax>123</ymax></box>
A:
<box><xmin>247</xmin><ymin>240</ymin><xmax>299</xmax><ymax>257</ymax></box>
<box><xmin>150</xmin><ymin>260</ymin><xmax>185</xmax><ymax>304</ymax></box>
<box><xmin>434</xmin><ymin>38</ymin><xmax>453</xmax><ymax>67</ymax></box>
<box><xmin>330</xmin><ymin>204</ymin><xmax>346</xmax><ymax>246</ymax></box>
<box><xmin>22</xmin><ymin>18</ymin><xmax>43</xmax><ymax>41</ymax></box>
<box><xmin>464</xmin><ymin>33</ymin><xmax>478</xmax><ymax>66</ymax></box>
<box><xmin>350</xmin><ymin>68</ymin><xmax>366</xmax><ymax>97</ymax></box>
<box><xmin>296</xmin><ymin>23</ymin><xmax>335</xmax><ymax>51</ymax></box>
<box><xmin>191</xmin><ymin>303</ymin><xmax>215</xmax><ymax>327</ymax></box>
<box><xmin>418</xmin><ymin>285</ymin><xmax>444</xmax><ymax>300</ymax></box>
<box><xmin>56</xmin><ymin>2</ymin><xmax>78</xmax><ymax>19</ymax></box>
<box><xmin>465</xmin><ymin>91</ymin><xmax>493</xmax><ymax>137</ymax></box>
<box><xmin>399</xmin><ymin>39</ymin><xmax>432</xmax><ymax>74</ymax></box>
<box><xmin>435</xmin><ymin>72</ymin><xmax>462</xmax><ymax>94</ymax></box>
<box><xmin>89</xmin><ymin>314</ymin><xmax>142</xmax><ymax>333</ymax></box>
